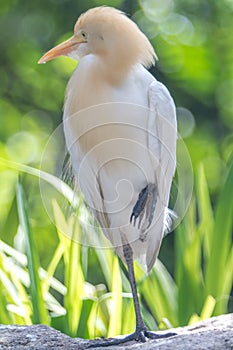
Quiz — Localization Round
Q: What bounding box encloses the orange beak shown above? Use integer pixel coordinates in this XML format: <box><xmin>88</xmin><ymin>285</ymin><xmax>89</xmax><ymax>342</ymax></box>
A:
<box><xmin>38</xmin><ymin>34</ymin><xmax>86</xmax><ymax>64</ymax></box>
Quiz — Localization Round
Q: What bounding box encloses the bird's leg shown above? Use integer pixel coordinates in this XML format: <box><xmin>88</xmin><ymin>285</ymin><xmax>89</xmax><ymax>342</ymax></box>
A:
<box><xmin>123</xmin><ymin>243</ymin><xmax>147</xmax><ymax>338</ymax></box>
<box><xmin>87</xmin><ymin>243</ymin><xmax>176</xmax><ymax>348</ymax></box>
<box><xmin>122</xmin><ymin>243</ymin><xmax>176</xmax><ymax>341</ymax></box>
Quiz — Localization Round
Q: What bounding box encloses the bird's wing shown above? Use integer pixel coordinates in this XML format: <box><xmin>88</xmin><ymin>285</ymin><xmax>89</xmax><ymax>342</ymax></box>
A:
<box><xmin>145</xmin><ymin>80</ymin><xmax>177</xmax><ymax>271</ymax></box>
<box><xmin>148</xmin><ymin>80</ymin><xmax>177</xmax><ymax>198</ymax></box>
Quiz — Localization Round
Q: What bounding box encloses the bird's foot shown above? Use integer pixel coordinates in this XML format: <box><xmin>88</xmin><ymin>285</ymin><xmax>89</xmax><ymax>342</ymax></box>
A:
<box><xmin>87</xmin><ymin>328</ymin><xmax>176</xmax><ymax>348</ymax></box>
<box><xmin>130</xmin><ymin>183</ymin><xmax>157</xmax><ymax>232</ymax></box>
<box><xmin>144</xmin><ymin>329</ymin><xmax>177</xmax><ymax>340</ymax></box>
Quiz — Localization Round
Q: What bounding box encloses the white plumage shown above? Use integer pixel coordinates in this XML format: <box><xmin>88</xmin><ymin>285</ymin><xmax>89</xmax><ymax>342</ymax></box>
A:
<box><xmin>63</xmin><ymin>65</ymin><xmax>176</xmax><ymax>271</ymax></box>
<box><xmin>39</xmin><ymin>6</ymin><xmax>177</xmax><ymax>343</ymax></box>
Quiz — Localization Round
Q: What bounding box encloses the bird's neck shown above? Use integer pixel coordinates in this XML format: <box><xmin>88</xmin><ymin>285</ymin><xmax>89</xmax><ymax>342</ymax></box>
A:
<box><xmin>65</xmin><ymin>54</ymin><xmax>132</xmax><ymax>115</ymax></box>
<box><xmin>97</xmin><ymin>54</ymin><xmax>134</xmax><ymax>85</ymax></box>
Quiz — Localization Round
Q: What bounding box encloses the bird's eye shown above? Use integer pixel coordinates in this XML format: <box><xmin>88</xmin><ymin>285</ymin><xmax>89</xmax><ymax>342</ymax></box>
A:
<box><xmin>81</xmin><ymin>31</ymin><xmax>87</xmax><ymax>39</ymax></box>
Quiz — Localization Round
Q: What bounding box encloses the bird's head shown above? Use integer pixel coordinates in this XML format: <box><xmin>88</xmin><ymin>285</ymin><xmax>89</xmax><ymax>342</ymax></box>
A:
<box><xmin>38</xmin><ymin>6</ymin><xmax>157</xmax><ymax>69</ymax></box>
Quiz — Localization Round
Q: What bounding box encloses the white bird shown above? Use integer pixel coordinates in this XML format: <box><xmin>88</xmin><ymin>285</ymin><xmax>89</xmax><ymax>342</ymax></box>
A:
<box><xmin>39</xmin><ymin>6</ymin><xmax>177</xmax><ymax>345</ymax></box>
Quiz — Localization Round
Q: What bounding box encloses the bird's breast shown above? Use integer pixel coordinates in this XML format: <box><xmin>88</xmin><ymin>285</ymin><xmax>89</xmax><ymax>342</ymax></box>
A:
<box><xmin>63</xmin><ymin>60</ymin><xmax>157</xmax><ymax>228</ymax></box>
<box><xmin>64</xmin><ymin>101</ymin><xmax>156</xmax><ymax>198</ymax></box>
<box><xmin>64</xmin><ymin>57</ymin><xmax>152</xmax><ymax>115</ymax></box>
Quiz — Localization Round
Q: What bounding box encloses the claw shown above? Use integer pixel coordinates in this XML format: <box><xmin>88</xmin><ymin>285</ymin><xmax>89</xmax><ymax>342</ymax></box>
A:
<box><xmin>87</xmin><ymin>328</ymin><xmax>177</xmax><ymax>348</ymax></box>
<box><xmin>145</xmin><ymin>330</ymin><xmax>177</xmax><ymax>339</ymax></box>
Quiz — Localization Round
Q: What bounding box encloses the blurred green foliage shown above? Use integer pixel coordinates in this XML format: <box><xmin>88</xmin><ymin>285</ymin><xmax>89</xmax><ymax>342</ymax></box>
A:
<box><xmin>0</xmin><ymin>0</ymin><xmax>232</xmax><ymax>338</ymax></box>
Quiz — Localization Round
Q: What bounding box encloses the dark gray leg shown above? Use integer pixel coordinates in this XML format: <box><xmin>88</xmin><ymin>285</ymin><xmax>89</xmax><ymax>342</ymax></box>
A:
<box><xmin>122</xmin><ymin>243</ymin><xmax>147</xmax><ymax>341</ymax></box>
<box><xmin>87</xmin><ymin>243</ymin><xmax>176</xmax><ymax>348</ymax></box>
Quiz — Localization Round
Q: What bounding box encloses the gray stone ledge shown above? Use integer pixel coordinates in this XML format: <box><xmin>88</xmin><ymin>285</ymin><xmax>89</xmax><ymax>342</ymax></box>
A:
<box><xmin>0</xmin><ymin>313</ymin><xmax>232</xmax><ymax>349</ymax></box>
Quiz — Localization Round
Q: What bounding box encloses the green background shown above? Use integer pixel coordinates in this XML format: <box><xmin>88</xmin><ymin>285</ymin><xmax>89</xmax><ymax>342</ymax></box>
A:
<box><xmin>0</xmin><ymin>0</ymin><xmax>232</xmax><ymax>338</ymax></box>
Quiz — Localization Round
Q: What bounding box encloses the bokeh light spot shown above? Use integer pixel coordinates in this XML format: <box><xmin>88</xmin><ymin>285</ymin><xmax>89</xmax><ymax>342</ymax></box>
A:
<box><xmin>6</xmin><ymin>131</ymin><xmax>39</xmax><ymax>163</ymax></box>
<box><xmin>177</xmin><ymin>107</ymin><xmax>195</xmax><ymax>138</ymax></box>
<box><xmin>140</xmin><ymin>0</ymin><xmax>174</xmax><ymax>23</ymax></box>
<box><xmin>159</xmin><ymin>14</ymin><xmax>192</xmax><ymax>37</ymax></box>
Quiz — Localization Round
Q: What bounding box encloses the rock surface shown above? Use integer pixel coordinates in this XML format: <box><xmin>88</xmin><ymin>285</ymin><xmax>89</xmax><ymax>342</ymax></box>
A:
<box><xmin>0</xmin><ymin>314</ymin><xmax>232</xmax><ymax>349</ymax></box>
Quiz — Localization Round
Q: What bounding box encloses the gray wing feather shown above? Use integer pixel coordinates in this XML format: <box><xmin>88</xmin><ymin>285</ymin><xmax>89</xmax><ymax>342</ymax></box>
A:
<box><xmin>146</xmin><ymin>81</ymin><xmax>177</xmax><ymax>271</ymax></box>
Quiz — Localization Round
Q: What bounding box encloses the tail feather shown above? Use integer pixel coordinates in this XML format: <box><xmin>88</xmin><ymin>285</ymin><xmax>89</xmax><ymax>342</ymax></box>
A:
<box><xmin>164</xmin><ymin>208</ymin><xmax>177</xmax><ymax>237</ymax></box>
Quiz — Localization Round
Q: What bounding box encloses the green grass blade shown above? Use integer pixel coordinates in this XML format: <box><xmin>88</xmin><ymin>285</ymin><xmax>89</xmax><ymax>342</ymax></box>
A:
<box><xmin>77</xmin><ymin>298</ymin><xmax>95</xmax><ymax>338</ymax></box>
<box><xmin>0</xmin><ymin>239</ymin><xmax>66</xmax><ymax>297</ymax></box>
<box><xmin>140</xmin><ymin>259</ymin><xmax>178</xmax><ymax>327</ymax></box>
<box><xmin>0</xmin><ymin>254</ymin><xmax>19</xmax><ymax>324</ymax></box>
<box><xmin>16</xmin><ymin>179</ymin><xmax>49</xmax><ymax>324</ymax></box>
<box><xmin>88</xmin><ymin>297</ymin><xmax>107</xmax><ymax>338</ymax></box>
<box><xmin>205</xmin><ymin>159</ymin><xmax>233</xmax><ymax>313</ymax></box>
<box><xmin>88</xmin><ymin>226</ymin><xmax>114</xmax><ymax>289</ymax></box>
<box><xmin>0</xmin><ymin>157</ymin><xmax>78</xmax><ymax>207</ymax></box>
<box><xmin>0</xmin><ymin>246</ymin><xmax>33</xmax><ymax>324</ymax></box>
<box><xmin>175</xmin><ymin>196</ymin><xmax>206</xmax><ymax>325</ymax></box>
<box><xmin>200</xmin><ymin>295</ymin><xmax>216</xmax><ymax>319</ymax></box>
<box><xmin>52</xmin><ymin>199</ymin><xmax>85</xmax><ymax>336</ymax></box>
<box><xmin>65</xmin><ymin>243</ymin><xmax>84</xmax><ymax>337</ymax></box>
<box><xmin>175</xmin><ymin>196</ymin><xmax>197</xmax><ymax>325</ymax></box>
<box><xmin>188</xmin><ymin>295</ymin><xmax>216</xmax><ymax>325</ymax></box>
<box><xmin>1</xmin><ymin>195</ymin><xmax>18</xmax><ymax>244</ymax></box>
<box><xmin>107</xmin><ymin>256</ymin><xmax>122</xmax><ymax>337</ymax></box>
<box><xmin>42</xmin><ymin>242</ymin><xmax>64</xmax><ymax>295</ymax></box>
<box><xmin>196</xmin><ymin>164</ymin><xmax>214</xmax><ymax>258</ymax></box>
<box><xmin>121</xmin><ymin>296</ymin><xmax>135</xmax><ymax>334</ymax></box>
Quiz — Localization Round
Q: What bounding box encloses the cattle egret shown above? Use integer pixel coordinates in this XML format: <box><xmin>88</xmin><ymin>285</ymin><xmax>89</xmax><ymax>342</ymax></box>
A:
<box><xmin>38</xmin><ymin>6</ymin><xmax>177</xmax><ymax>345</ymax></box>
